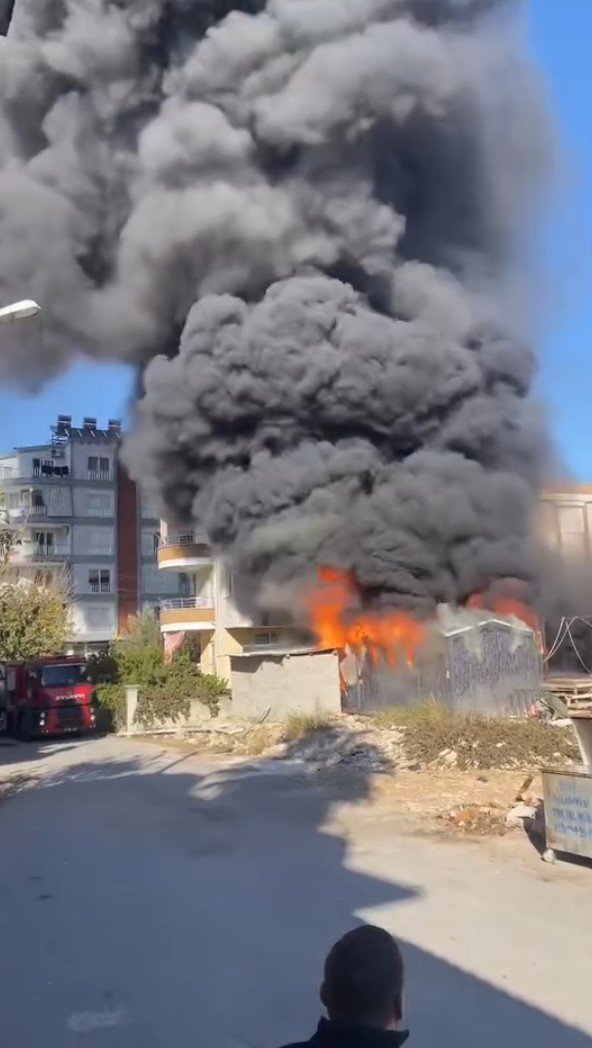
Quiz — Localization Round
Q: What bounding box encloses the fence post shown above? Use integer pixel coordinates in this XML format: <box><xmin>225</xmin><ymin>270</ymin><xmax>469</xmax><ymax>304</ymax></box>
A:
<box><xmin>125</xmin><ymin>685</ymin><xmax>138</xmax><ymax>735</ymax></box>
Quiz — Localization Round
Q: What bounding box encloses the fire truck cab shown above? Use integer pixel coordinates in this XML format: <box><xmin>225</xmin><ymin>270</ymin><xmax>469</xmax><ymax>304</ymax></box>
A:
<box><xmin>0</xmin><ymin>656</ymin><xmax>97</xmax><ymax>739</ymax></box>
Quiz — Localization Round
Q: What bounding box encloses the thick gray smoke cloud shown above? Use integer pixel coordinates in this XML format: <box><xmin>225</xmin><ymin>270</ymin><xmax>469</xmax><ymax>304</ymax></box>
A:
<box><xmin>0</xmin><ymin>1</ymin><xmax>553</xmax><ymax>614</ymax></box>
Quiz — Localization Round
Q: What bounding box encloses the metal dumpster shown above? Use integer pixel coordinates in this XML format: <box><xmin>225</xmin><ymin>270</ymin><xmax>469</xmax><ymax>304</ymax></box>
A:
<box><xmin>541</xmin><ymin>712</ymin><xmax>592</xmax><ymax>863</ymax></box>
<box><xmin>542</xmin><ymin>766</ymin><xmax>592</xmax><ymax>862</ymax></box>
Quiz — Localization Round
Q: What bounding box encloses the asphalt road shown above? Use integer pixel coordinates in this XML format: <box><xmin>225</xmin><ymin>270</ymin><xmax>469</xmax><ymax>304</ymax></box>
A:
<box><xmin>1</xmin><ymin>735</ymin><xmax>591</xmax><ymax>1048</ymax></box>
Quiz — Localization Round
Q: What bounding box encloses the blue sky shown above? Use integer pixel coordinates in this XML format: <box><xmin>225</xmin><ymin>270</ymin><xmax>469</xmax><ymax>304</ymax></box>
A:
<box><xmin>0</xmin><ymin>0</ymin><xmax>590</xmax><ymax>476</ymax></box>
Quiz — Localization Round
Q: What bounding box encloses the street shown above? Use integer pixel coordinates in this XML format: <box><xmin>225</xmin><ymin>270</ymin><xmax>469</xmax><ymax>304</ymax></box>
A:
<box><xmin>1</xmin><ymin>735</ymin><xmax>591</xmax><ymax>1048</ymax></box>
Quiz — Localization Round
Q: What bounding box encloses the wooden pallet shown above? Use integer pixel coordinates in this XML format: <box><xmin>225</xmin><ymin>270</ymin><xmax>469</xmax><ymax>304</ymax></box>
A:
<box><xmin>544</xmin><ymin>677</ymin><xmax>592</xmax><ymax>713</ymax></box>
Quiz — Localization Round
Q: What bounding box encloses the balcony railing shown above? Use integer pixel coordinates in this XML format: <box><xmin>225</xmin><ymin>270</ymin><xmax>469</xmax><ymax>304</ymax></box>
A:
<box><xmin>83</xmin><ymin>505</ymin><xmax>113</xmax><ymax>518</ymax></box>
<box><xmin>10</xmin><ymin>544</ymin><xmax>70</xmax><ymax>563</ymax></box>
<box><xmin>160</xmin><ymin>596</ymin><xmax>213</xmax><ymax>610</ymax></box>
<box><xmin>32</xmin><ymin>465</ymin><xmax>70</xmax><ymax>479</ymax></box>
<box><xmin>9</xmin><ymin>505</ymin><xmax>49</xmax><ymax>519</ymax></box>
<box><xmin>86</xmin><ymin>470</ymin><xmax>111</xmax><ymax>481</ymax></box>
<box><xmin>88</xmin><ymin>583</ymin><xmax>112</xmax><ymax>594</ymax></box>
<box><xmin>0</xmin><ymin>467</ymin><xmax>69</xmax><ymax>481</ymax></box>
<box><xmin>29</xmin><ymin>544</ymin><xmax>70</xmax><ymax>559</ymax></box>
<box><xmin>158</xmin><ymin>533</ymin><xmax>208</xmax><ymax>549</ymax></box>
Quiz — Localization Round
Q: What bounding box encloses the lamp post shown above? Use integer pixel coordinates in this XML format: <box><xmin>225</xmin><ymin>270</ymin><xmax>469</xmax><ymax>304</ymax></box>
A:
<box><xmin>0</xmin><ymin>299</ymin><xmax>41</xmax><ymax>323</ymax></box>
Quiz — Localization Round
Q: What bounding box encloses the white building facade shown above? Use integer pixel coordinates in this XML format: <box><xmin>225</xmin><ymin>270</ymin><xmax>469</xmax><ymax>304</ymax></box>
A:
<box><xmin>0</xmin><ymin>415</ymin><xmax>187</xmax><ymax>651</ymax></box>
<box><xmin>156</xmin><ymin>525</ymin><xmax>307</xmax><ymax>681</ymax></box>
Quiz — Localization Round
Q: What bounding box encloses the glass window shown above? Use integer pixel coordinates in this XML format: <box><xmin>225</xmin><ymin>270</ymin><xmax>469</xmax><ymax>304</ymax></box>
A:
<box><xmin>40</xmin><ymin>663</ymin><xmax>88</xmax><ymax>687</ymax></box>
<box><xmin>88</xmin><ymin>568</ymin><xmax>110</xmax><ymax>593</ymax></box>
<box><xmin>99</xmin><ymin>456</ymin><xmax>109</xmax><ymax>475</ymax></box>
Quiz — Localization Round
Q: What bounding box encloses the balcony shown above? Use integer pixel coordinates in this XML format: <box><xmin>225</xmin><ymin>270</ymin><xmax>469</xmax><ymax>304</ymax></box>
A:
<box><xmin>32</xmin><ymin>465</ymin><xmax>70</xmax><ymax>479</ymax></box>
<box><xmin>159</xmin><ymin>596</ymin><xmax>215</xmax><ymax>632</ymax></box>
<box><xmin>0</xmin><ymin>466</ymin><xmax>70</xmax><ymax>482</ymax></box>
<box><xmin>157</xmin><ymin>533</ymin><xmax>212</xmax><ymax>570</ymax></box>
<box><xmin>86</xmin><ymin>470</ymin><xmax>111</xmax><ymax>482</ymax></box>
<box><xmin>8</xmin><ymin>505</ymin><xmax>49</xmax><ymax>521</ymax></box>
<box><xmin>10</xmin><ymin>543</ymin><xmax>70</xmax><ymax>564</ymax></box>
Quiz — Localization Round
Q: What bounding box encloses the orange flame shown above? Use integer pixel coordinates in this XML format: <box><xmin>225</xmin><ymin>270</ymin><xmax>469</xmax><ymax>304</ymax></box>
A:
<box><xmin>466</xmin><ymin>590</ymin><xmax>539</xmax><ymax>633</ymax></box>
<box><xmin>467</xmin><ymin>584</ymin><xmax>544</xmax><ymax>652</ymax></box>
<box><xmin>305</xmin><ymin>567</ymin><xmax>427</xmax><ymax>668</ymax></box>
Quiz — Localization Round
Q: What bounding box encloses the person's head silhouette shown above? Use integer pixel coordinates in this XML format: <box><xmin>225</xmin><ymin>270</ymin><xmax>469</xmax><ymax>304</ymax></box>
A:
<box><xmin>321</xmin><ymin>926</ymin><xmax>404</xmax><ymax>1032</ymax></box>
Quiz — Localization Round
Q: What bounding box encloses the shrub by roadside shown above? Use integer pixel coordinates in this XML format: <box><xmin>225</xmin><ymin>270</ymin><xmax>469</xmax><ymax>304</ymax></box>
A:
<box><xmin>88</xmin><ymin>612</ymin><xmax>228</xmax><ymax>731</ymax></box>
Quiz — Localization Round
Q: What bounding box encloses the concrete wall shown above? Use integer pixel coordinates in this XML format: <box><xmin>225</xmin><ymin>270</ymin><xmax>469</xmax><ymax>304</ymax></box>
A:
<box><xmin>230</xmin><ymin>650</ymin><xmax>342</xmax><ymax>722</ymax></box>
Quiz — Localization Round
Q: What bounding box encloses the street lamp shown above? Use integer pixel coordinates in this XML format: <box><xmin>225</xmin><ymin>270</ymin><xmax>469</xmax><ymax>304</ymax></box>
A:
<box><xmin>0</xmin><ymin>299</ymin><xmax>41</xmax><ymax>323</ymax></box>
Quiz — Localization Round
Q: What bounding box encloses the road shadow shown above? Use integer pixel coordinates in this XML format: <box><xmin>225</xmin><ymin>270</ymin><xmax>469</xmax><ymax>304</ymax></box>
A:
<box><xmin>0</xmin><ymin>735</ymin><xmax>590</xmax><ymax>1048</ymax></box>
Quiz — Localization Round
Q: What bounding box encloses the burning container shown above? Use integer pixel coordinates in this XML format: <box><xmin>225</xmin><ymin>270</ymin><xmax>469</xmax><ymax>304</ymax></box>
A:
<box><xmin>351</xmin><ymin>610</ymin><xmax>542</xmax><ymax>715</ymax></box>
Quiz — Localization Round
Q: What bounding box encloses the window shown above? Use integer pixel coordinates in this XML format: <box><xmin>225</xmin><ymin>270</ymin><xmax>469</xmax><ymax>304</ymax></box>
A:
<box><xmin>86</xmin><ymin>606</ymin><xmax>112</xmax><ymax>628</ymax></box>
<box><xmin>87</xmin><ymin>455</ymin><xmax>109</xmax><ymax>479</ymax></box>
<box><xmin>32</xmin><ymin>457</ymin><xmax>40</xmax><ymax>476</ymax></box>
<box><xmin>254</xmin><ymin>631</ymin><xmax>280</xmax><ymax>647</ymax></box>
<box><xmin>558</xmin><ymin>504</ymin><xmax>587</xmax><ymax>559</ymax></box>
<box><xmin>179</xmin><ymin>573</ymin><xmax>192</xmax><ymax>597</ymax></box>
<box><xmin>89</xmin><ymin>568</ymin><xmax>111</xmax><ymax>593</ymax></box>
<box><xmin>88</xmin><ymin>529</ymin><xmax>112</xmax><ymax>554</ymax></box>
<box><xmin>40</xmin><ymin>663</ymin><xmax>88</xmax><ymax>687</ymax></box>
<box><xmin>34</xmin><ymin>531</ymin><xmax>54</xmax><ymax>553</ymax></box>
<box><xmin>86</xmin><ymin>493</ymin><xmax>112</xmax><ymax>517</ymax></box>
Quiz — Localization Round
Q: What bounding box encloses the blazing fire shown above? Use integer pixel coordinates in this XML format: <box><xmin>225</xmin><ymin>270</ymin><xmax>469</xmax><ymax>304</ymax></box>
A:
<box><xmin>306</xmin><ymin>567</ymin><xmax>427</xmax><ymax>668</ymax></box>
<box><xmin>466</xmin><ymin>584</ymin><xmax>540</xmax><ymax>634</ymax></box>
<box><xmin>306</xmin><ymin>569</ymin><xmax>543</xmax><ymax>669</ymax></box>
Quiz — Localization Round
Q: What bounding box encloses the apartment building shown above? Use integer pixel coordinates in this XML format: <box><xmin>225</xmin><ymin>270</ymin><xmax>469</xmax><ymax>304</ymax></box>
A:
<box><xmin>0</xmin><ymin>415</ymin><xmax>187</xmax><ymax>652</ymax></box>
<box><xmin>157</xmin><ymin>525</ymin><xmax>306</xmax><ymax>681</ymax></box>
<box><xmin>538</xmin><ymin>483</ymin><xmax>592</xmax><ymax>562</ymax></box>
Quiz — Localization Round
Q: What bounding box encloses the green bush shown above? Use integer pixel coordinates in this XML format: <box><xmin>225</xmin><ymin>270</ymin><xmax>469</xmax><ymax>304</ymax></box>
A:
<box><xmin>88</xmin><ymin>612</ymin><xmax>228</xmax><ymax>731</ymax></box>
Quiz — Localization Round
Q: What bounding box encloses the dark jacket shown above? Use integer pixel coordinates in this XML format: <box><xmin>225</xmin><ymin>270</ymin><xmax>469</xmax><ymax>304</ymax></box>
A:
<box><xmin>279</xmin><ymin>1017</ymin><xmax>409</xmax><ymax>1048</ymax></box>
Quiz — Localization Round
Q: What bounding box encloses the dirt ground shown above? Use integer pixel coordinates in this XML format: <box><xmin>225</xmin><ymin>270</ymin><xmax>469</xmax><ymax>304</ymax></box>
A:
<box><xmin>371</xmin><ymin>766</ymin><xmax>539</xmax><ymax>835</ymax></box>
<box><xmin>129</xmin><ymin>728</ymin><xmax>543</xmax><ymax>837</ymax></box>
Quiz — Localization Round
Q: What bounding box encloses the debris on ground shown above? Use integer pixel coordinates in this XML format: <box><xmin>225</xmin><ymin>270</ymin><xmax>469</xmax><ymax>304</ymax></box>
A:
<box><xmin>505</xmin><ymin>802</ymin><xmax>537</xmax><ymax>830</ymax></box>
<box><xmin>439</xmin><ymin>804</ymin><xmax>507</xmax><ymax>836</ymax></box>
<box><xmin>130</xmin><ymin>702</ymin><xmax>579</xmax><ymax>839</ymax></box>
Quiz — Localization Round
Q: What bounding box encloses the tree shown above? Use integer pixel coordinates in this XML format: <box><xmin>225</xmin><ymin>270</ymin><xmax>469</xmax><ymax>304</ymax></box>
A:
<box><xmin>0</xmin><ymin>496</ymin><xmax>71</xmax><ymax>659</ymax></box>
<box><xmin>0</xmin><ymin>491</ymin><xmax>15</xmax><ymax>563</ymax></box>
<box><xmin>0</xmin><ymin>575</ymin><xmax>70</xmax><ymax>660</ymax></box>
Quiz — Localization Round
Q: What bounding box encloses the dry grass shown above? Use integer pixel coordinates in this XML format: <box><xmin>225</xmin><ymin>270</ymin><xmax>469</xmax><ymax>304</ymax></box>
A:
<box><xmin>281</xmin><ymin>712</ymin><xmax>334</xmax><ymax>743</ymax></box>
<box><xmin>369</xmin><ymin>701</ymin><xmax>579</xmax><ymax>770</ymax></box>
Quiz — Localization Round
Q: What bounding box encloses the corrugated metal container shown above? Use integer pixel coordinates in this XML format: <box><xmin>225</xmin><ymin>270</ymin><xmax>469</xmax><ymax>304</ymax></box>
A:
<box><xmin>351</xmin><ymin>612</ymin><xmax>542</xmax><ymax>715</ymax></box>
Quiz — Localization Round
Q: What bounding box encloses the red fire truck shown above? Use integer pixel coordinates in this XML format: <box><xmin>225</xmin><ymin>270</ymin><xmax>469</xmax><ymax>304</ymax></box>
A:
<box><xmin>0</xmin><ymin>656</ymin><xmax>97</xmax><ymax>739</ymax></box>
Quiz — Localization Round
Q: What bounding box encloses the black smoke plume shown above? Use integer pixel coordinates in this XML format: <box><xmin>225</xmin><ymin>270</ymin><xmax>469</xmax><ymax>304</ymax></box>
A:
<box><xmin>0</xmin><ymin>1</ymin><xmax>554</xmax><ymax>615</ymax></box>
